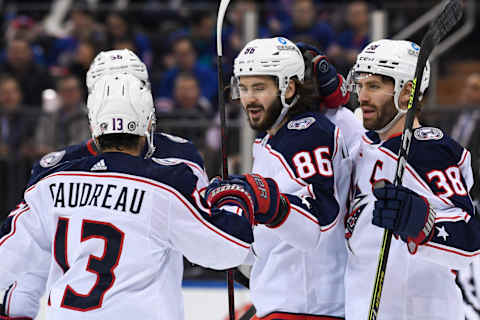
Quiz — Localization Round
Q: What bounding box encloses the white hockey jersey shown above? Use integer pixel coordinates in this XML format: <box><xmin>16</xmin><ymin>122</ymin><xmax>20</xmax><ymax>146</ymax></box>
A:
<box><xmin>1</xmin><ymin>133</ymin><xmax>210</xmax><ymax>319</ymax></box>
<box><xmin>0</xmin><ymin>152</ymin><xmax>252</xmax><ymax>319</ymax></box>
<box><xmin>248</xmin><ymin>111</ymin><xmax>352</xmax><ymax>317</ymax></box>
<box><xmin>345</xmin><ymin>128</ymin><xmax>480</xmax><ymax>320</ymax></box>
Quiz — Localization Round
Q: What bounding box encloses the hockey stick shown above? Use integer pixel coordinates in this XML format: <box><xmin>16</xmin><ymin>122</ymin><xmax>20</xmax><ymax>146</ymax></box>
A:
<box><xmin>367</xmin><ymin>1</ymin><xmax>463</xmax><ymax>319</ymax></box>
<box><xmin>216</xmin><ymin>1</ymin><xmax>235</xmax><ymax>319</ymax></box>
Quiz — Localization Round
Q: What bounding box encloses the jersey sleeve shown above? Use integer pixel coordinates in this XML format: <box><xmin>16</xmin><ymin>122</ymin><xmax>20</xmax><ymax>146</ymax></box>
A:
<box><xmin>265</xmin><ymin>123</ymin><xmax>348</xmax><ymax>251</ymax></box>
<box><xmin>150</xmin><ymin>165</ymin><xmax>253</xmax><ymax>270</ymax></box>
<box><xmin>0</xmin><ymin>202</ymin><xmax>50</xmax><ymax>290</ymax></box>
<box><xmin>407</xmin><ymin>136</ymin><xmax>480</xmax><ymax>269</ymax></box>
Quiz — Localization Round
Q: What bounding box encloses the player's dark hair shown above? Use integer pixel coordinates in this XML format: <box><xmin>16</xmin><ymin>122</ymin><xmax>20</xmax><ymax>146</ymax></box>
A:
<box><xmin>97</xmin><ymin>133</ymin><xmax>142</xmax><ymax>152</ymax></box>
<box><xmin>285</xmin><ymin>77</ymin><xmax>320</xmax><ymax>119</ymax></box>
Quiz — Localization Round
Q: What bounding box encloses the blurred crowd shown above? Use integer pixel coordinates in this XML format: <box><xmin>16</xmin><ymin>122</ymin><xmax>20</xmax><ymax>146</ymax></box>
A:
<box><xmin>0</xmin><ymin>0</ymin><xmax>478</xmax><ymax>217</ymax></box>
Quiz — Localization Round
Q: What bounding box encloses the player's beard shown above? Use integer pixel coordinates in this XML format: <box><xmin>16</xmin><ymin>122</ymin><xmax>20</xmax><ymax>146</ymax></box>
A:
<box><xmin>361</xmin><ymin>100</ymin><xmax>397</xmax><ymax>131</ymax></box>
<box><xmin>245</xmin><ymin>97</ymin><xmax>283</xmax><ymax>131</ymax></box>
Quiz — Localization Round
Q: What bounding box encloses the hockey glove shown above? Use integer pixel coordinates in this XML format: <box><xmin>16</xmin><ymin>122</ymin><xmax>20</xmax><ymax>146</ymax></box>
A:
<box><xmin>218</xmin><ymin>174</ymin><xmax>290</xmax><ymax>228</ymax></box>
<box><xmin>296</xmin><ymin>42</ymin><xmax>349</xmax><ymax>108</ymax></box>
<box><xmin>372</xmin><ymin>182</ymin><xmax>436</xmax><ymax>254</ymax></box>
<box><xmin>205</xmin><ymin>177</ymin><xmax>255</xmax><ymax>226</ymax></box>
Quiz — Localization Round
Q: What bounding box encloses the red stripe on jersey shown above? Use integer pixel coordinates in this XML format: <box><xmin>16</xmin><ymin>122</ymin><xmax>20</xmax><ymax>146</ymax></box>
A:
<box><xmin>0</xmin><ymin>207</ymin><xmax>30</xmax><ymax>246</ymax></box>
<box><xmin>26</xmin><ymin>172</ymin><xmax>250</xmax><ymax>249</ymax></box>
<box><xmin>6</xmin><ymin>281</ymin><xmax>16</xmax><ymax>316</ymax></box>
<box><xmin>291</xmin><ymin>205</ymin><xmax>319</xmax><ymax>225</ymax></box>
<box><xmin>253</xmin><ymin>311</ymin><xmax>344</xmax><ymax>319</ymax></box>
<box><xmin>255</xmin><ymin>142</ymin><xmax>308</xmax><ymax>187</ymax></box>
<box><xmin>333</xmin><ymin>128</ymin><xmax>340</xmax><ymax>158</ymax></box>
<box><xmin>458</xmin><ymin>149</ymin><xmax>469</xmax><ymax>166</ymax></box>
<box><xmin>378</xmin><ymin>147</ymin><xmax>452</xmax><ymax>206</ymax></box>
<box><xmin>86</xmin><ymin>139</ymin><xmax>98</xmax><ymax>156</ymax></box>
<box><xmin>424</xmin><ymin>242</ymin><xmax>480</xmax><ymax>257</ymax></box>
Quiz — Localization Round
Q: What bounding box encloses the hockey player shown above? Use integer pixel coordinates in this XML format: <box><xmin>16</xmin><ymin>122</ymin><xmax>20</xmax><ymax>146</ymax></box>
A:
<box><xmin>0</xmin><ymin>49</ymin><xmax>208</xmax><ymax>319</ymax></box>
<box><xmin>228</xmin><ymin>37</ymin><xmax>352</xmax><ymax>319</ymax></box>
<box><xmin>0</xmin><ymin>73</ymin><xmax>269</xmax><ymax>319</ymax></box>
<box><xmin>345</xmin><ymin>39</ymin><xmax>480</xmax><ymax>319</ymax></box>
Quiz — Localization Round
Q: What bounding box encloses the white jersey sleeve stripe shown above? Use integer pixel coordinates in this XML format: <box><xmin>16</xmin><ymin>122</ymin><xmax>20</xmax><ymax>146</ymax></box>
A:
<box><xmin>320</xmin><ymin>213</ymin><xmax>340</xmax><ymax>232</ymax></box>
<box><xmin>25</xmin><ymin>172</ymin><xmax>251</xmax><ymax>250</ymax></box>
<box><xmin>6</xmin><ymin>281</ymin><xmax>17</xmax><ymax>316</ymax></box>
<box><xmin>291</xmin><ymin>204</ymin><xmax>319</xmax><ymax>225</ymax></box>
<box><xmin>424</xmin><ymin>242</ymin><xmax>480</xmax><ymax>258</ymax></box>
<box><xmin>333</xmin><ymin>127</ymin><xmax>340</xmax><ymax>158</ymax></box>
<box><xmin>0</xmin><ymin>207</ymin><xmax>30</xmax><ymax>246</ymax></box>
<box><xmin>458</xmin><ymin>149</ymin><xmax>469</xmax><ymax>166</ymax></box>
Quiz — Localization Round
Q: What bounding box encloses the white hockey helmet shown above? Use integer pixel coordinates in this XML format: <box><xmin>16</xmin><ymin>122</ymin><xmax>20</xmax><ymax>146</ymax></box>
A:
<box><xmin>349</xmin><ymin>39</ymin><xmax>430</xmax><ymax>133</ymax></box>
<box><xmin>233</xmin><ymin>37</ymin><xmax>305</xmax><ymax>129</ymax></box>
<box><xmin>87</xmin><ymin>73</ymin><xmax>156</xmax><ymax>156</ymax></box>
<box><xmin>86</xmin><ymin>49</ymin><xmax>149</xmax><ymax>92</ymax></box>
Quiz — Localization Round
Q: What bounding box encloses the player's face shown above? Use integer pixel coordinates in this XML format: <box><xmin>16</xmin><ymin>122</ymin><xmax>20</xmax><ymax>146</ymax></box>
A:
<box><xmin>355</xmin><ymin>74</ymin><xmax>397</xmax><ymax>130</ymax></box>
<box><xmin>238</xmin><ymin>76</ymin><xmax>282</xmax><ymax>131</ymax></box>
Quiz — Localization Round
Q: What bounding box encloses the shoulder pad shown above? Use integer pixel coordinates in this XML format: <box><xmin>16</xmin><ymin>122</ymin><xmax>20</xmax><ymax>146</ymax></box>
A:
<box><xmin>287</xmin><ymin>116</ymin><xmax>316</xmax><ymax>130</ymax></box>
<box><xmin>413</xmin><ymin>127</ymin><xmax>444</xmax><ymax>141</ymax></box>
<box><xmin>39</xmin><ymin>150</ymin><xmax>66</xmax><ymax>168</ymax></box>
<box><xmin>160</xmin><ymin>132</ymin><xmax>189</xmax><ymax>144</ymax></box>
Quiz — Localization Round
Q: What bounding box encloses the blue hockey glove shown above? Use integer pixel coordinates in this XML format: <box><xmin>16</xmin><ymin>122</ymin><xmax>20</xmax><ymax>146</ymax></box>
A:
<box><xmin>296</xmin><ymin>42</ymin><xmax>349</xmax><ymax>108</ymax></box>
<box><xmin>372</xmin><ymin>182</ymin><xmax>436</xmax><ymax>254</ymax></box>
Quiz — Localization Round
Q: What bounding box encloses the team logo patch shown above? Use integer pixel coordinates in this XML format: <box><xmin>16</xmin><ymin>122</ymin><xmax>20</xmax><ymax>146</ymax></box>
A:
<box><xmin>40</xmin><ymin>150</ymin><xmax>66</xmax><ymax>168</ymax></box>
<box><xmin>414</xmin><ymin>127</ymin><xmax>443</xmax><ymax>141</ymax></box>
<box><xmin>100</xmin><ymin>122</ymin><xmax>108</xmax><ymax>132</ymax></box>
<box><xmin>128</xmin><ymin>121</ymin><xmax>136</xmax><ymax>131</ymax></box>
<box><xmin>152</xmin><ymin>158</ymin><xmax>182</xmax><ymax>166</ymax></box>
<box><xmin>287</xmin><ymin>117</ymin><xmax>316</xmax><ymax>130</ymax></box>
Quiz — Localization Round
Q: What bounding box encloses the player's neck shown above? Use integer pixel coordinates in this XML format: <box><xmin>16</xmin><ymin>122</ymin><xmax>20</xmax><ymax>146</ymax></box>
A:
<box><xmin>379</xmin><ymin>115</ymin><xmax>421</xmax><ymax>141</ymax></box>
<box><xmin>101</xmin><ymin>147</ymin><xmax>142</xmax><ymax>156</ymax></box>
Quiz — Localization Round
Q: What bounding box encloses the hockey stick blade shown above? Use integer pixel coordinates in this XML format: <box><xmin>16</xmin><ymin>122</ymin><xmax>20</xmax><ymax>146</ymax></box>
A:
<box><xmin>367</xmin><ymin>1</ymin><xmax>464</xmax><ymax>319</ymax></box>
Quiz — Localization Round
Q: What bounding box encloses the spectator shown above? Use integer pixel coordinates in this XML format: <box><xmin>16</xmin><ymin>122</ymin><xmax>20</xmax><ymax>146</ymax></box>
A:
<box><xmin>34</xmin><ymin>75</ymin><xmax>90</xmax><ymax>156</ymax></box>
<box><xmin>328</xmin><ymin>0</ymin><xmax>371</xmax><ymax>75</ymax></box>
<box><xmin>4</xmin><ymin>15</ymin><xmax>47</xmax><ymax>66</ymax></box>
<box><xmin>105</xmin><ymin>11</ymin><xmax>153</xmax><ymax>68</ymax></box>
<box><xmin>0</xmin><ymin>76</ymin><xmax>35</xmax><ymax>216</ymax></box>
<box><xmin>154</xmin><ymin>36</ymin><xmax>218</xmax><ymax>107</ymax></box>
<box><xmin>190</xmin><ymin>11</ymin><xmax>216</xmax><ymax>67</ymax></box>
<box><xmin>449</xmin><ymin>72</ymin><xmax>480</xmax><ymax>202</ymax></box>
<box><xmin>278</xmin><ymin>0</ymin><xmax>335</xmax><ymax>51</ymax></box>
<box><xmin>157</xmin><ymin>72</ymin><xmax>212</xmax><ymax>150</ymax></box>
<box><xmin>66</xmin><ymin>41</ymin><xmax>97</xmax><ymax>96</ymax></box>
<box><xmin>0</xmin><ymin>38</ymin><xmax>54</xmax><ymax>107</ymax></box>
<box><xmin>46</xmin><ymin>4</ymin><xmax>105</xmax><ymax>67</ymax></box>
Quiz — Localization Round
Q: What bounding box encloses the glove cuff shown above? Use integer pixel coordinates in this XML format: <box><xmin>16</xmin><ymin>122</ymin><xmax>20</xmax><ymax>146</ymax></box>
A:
<box><xmin>266</xmin><ymin>194</ymin><xmax>291</xmax><ymax>228</ymax></box>
<box><xmin>407</xmin><ymin>198</ymin><xmax>436</xmax><ymax>254</ymax></box>
<box><xmin>321</xmin><ymin>75</ymin><xmax>350</xmax><ymax>109</ymax></box>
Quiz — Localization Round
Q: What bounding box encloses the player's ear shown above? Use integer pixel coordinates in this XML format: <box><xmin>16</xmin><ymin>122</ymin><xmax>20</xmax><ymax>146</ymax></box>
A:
<box><xmin>285</xmin><ymin>79</ymin><xmax>296</xmax><ymax>99</ymax></box>
<box><xmin>398</xmin><ymin>81</ymin><xmax>413</xmax><ymax>110</ymax></box>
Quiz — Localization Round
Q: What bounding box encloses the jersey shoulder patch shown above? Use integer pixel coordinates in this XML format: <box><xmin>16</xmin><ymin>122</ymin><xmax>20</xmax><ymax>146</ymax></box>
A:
<box><xmin>39</xmin><ymin>150</ymin><xmax>66</xmax><ymax>168</ymax></box>
<box><xmin>413</xmin><ymin>127</ymin><xmax>444</xmax><ymax>141</ymax></box>
<box><xmin>287</xmin><ymin>116</ymin><xmax>316</xmax><ymax>130</ymax></box>
<box><xmin>160</xmin><ymin>132</ymin><xmax>189</xmax><ymax>143</ymax></box>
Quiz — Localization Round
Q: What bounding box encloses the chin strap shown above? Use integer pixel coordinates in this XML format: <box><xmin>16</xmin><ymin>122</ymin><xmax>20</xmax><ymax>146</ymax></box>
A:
<box><xmin>375</xmin><ymin>107</ymin><xmax>407</xmax><ymax>135</ymax></box>
<box><xmin>270</xmin><ymin>90</ymin><xmax>300</xmax><ymax>131</ymax></box>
